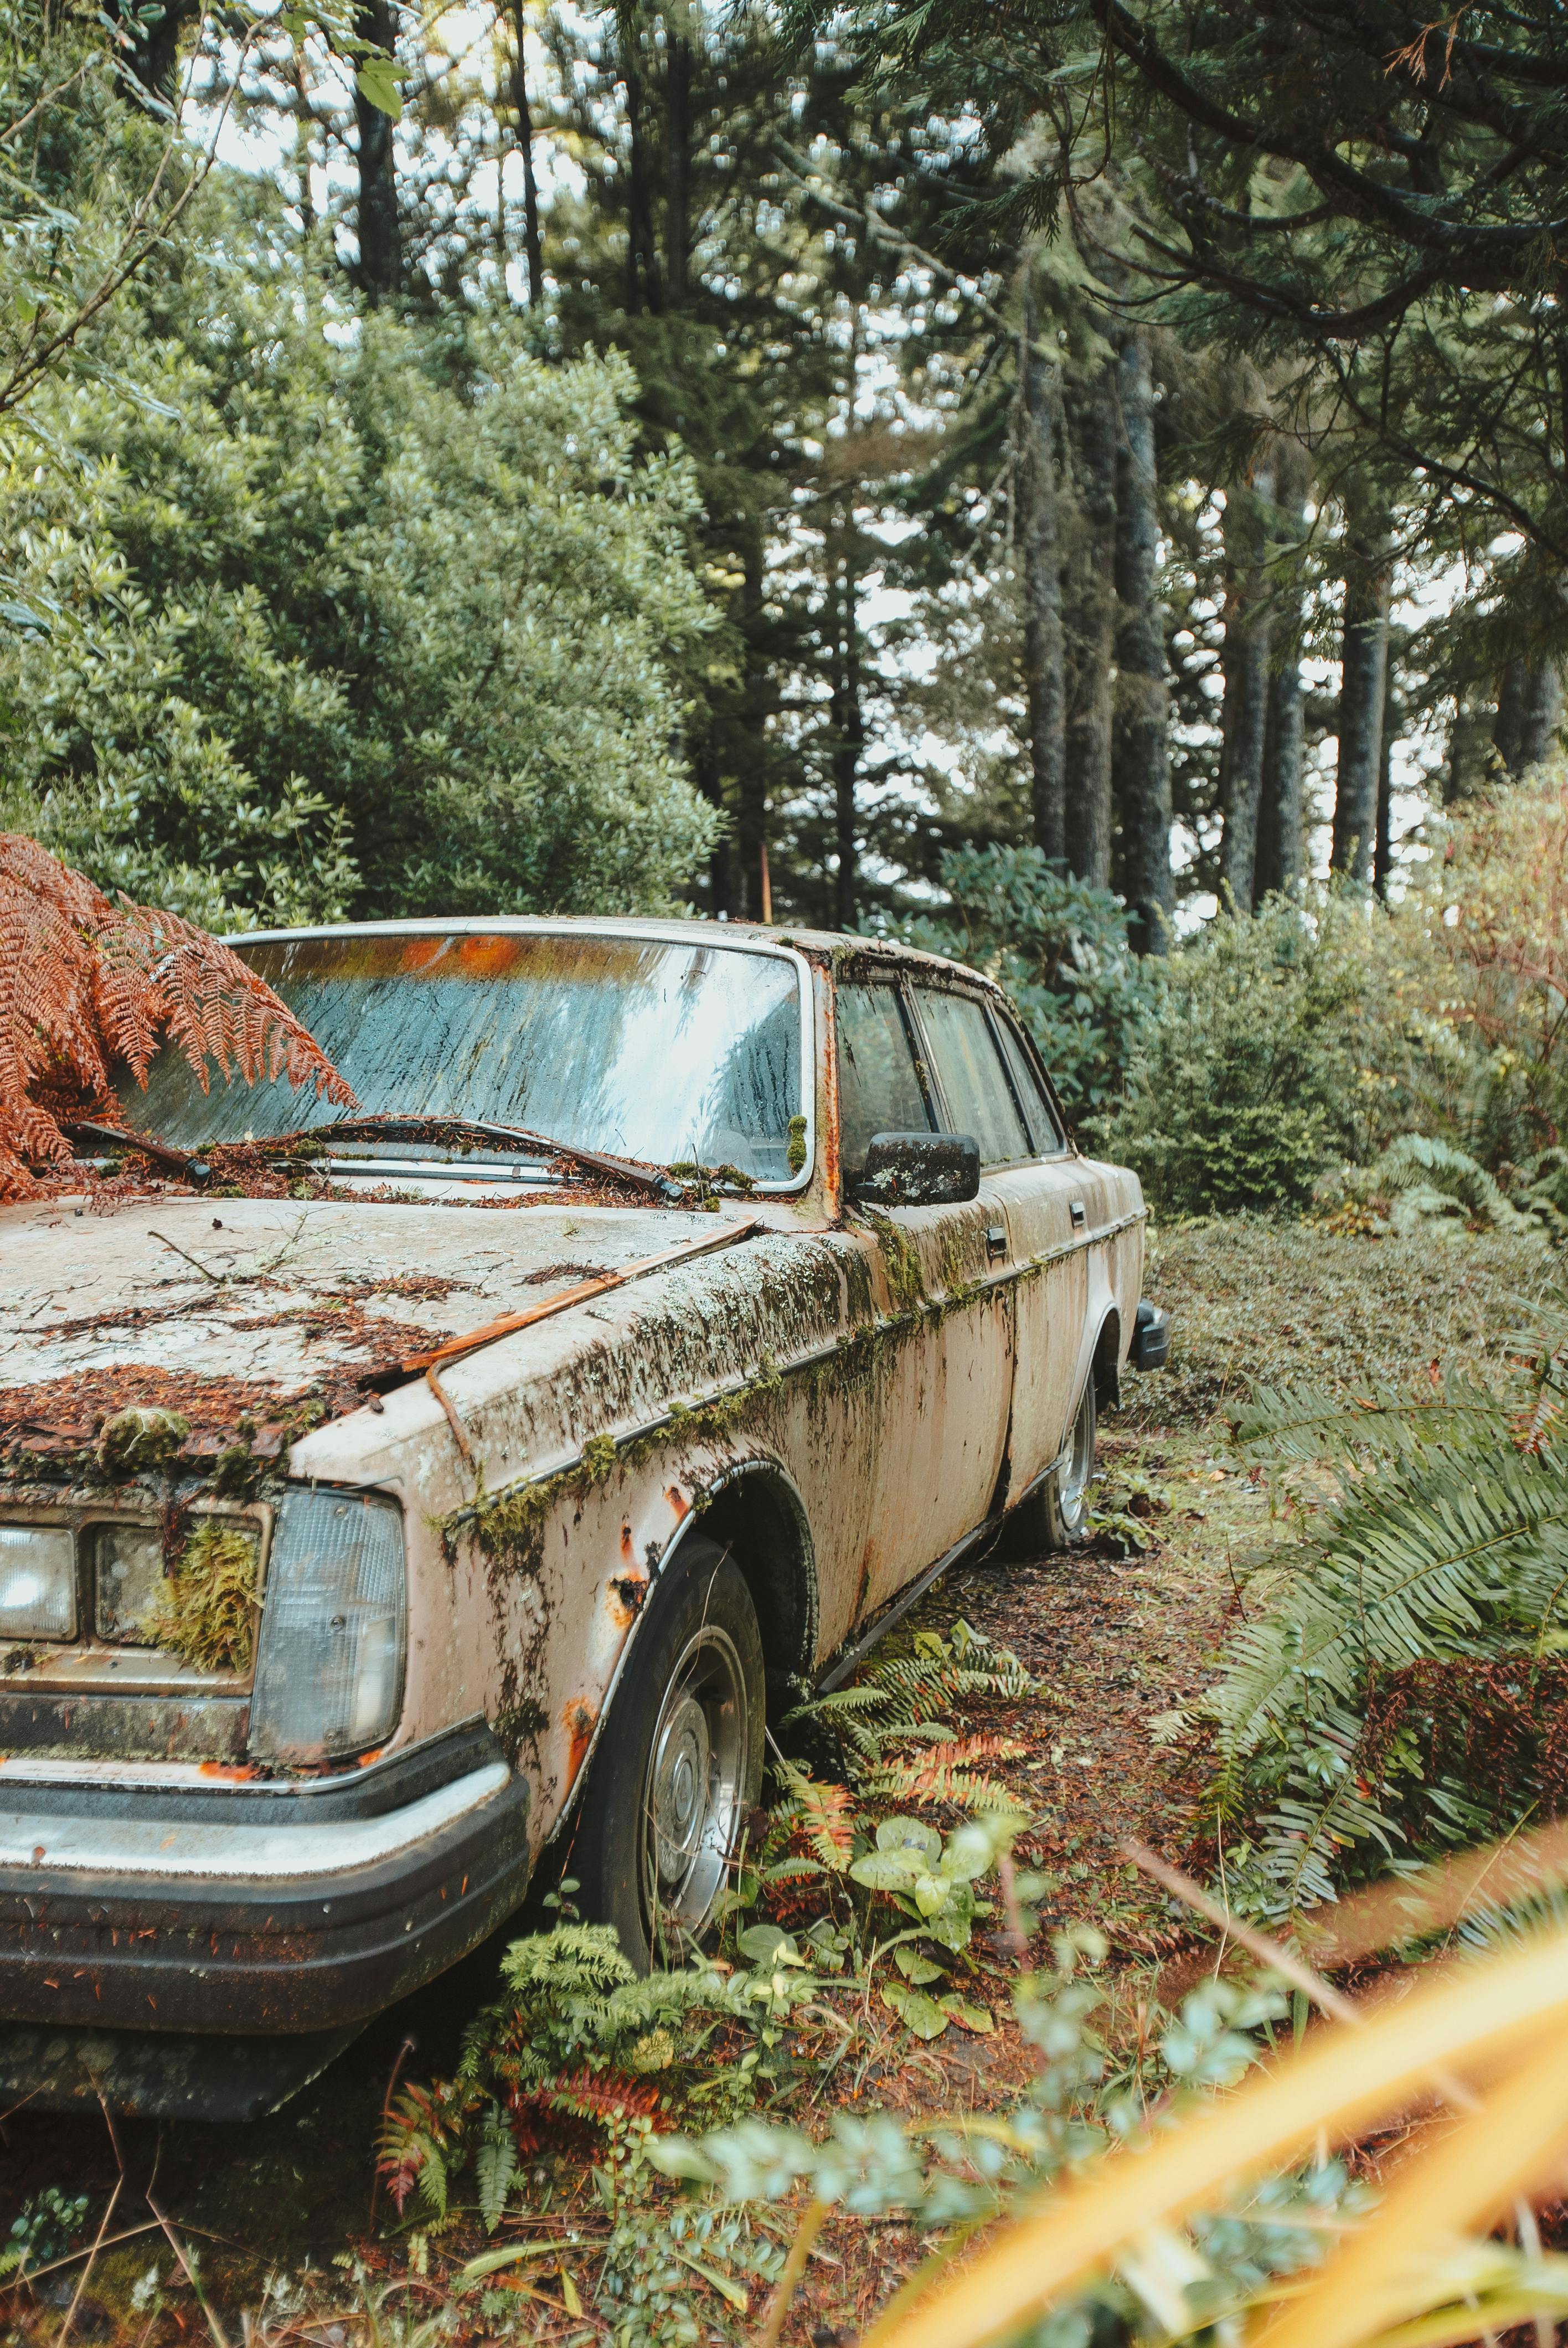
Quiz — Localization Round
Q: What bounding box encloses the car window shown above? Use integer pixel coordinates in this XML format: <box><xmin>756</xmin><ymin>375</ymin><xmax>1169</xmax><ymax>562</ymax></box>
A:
<box><xmin>911</xmin><ymin>987</ymin><xmax>1032</xmax><ymax>1167</ymax></box>
<box><xmin>836</xmin><ymin>983</ymin><xmax>932</xmax><ymax>1178</ymax></box>
<box><xmin>994</xmin><ymin>1012</ymin><xmax>1066</xmax><ymax>1154</ymax></box>
<box><xmin>126</xmin><ymin>931</ymin><xmax>806</xmax><ymax>1183</ymax></box>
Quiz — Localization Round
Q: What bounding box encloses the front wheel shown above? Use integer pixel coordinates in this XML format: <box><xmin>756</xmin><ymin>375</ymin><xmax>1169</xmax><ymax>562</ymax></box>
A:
<box><xmin>570</xmin><ymin>1535</ymin><xmax>765</xmax><ymax>1971</ymax></box>
<box><xmin>1001</xmin><ymin>1379</ymin><xmax>1097</xmax><ymax>1557</ymax></box>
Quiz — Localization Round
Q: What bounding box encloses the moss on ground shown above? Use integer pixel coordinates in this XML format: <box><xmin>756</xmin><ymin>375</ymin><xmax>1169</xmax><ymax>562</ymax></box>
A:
<box><xmin>1128</xmin><ymin>1216</ymin><xmax>1552</xmax><ymax>1429</ymax></box>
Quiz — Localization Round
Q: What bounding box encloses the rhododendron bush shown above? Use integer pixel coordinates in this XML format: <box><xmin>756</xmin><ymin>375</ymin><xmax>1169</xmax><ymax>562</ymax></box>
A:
<box><xmin>0</xmin><ymin>832</ymin><xmax>352</xmax><ymax>1202</ymax></box>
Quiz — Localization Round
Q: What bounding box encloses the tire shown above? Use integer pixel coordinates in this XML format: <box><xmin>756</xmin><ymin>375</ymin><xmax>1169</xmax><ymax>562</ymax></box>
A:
<box><xmin>1001</xmin><ymin>1379</ymin><xmax>1097</xmax><ymax>1557</ymax></box>
<box><xmin>570</xmin><ymin>1534</ymin><xmax>765</xmax><ymax>1971</ymax></box>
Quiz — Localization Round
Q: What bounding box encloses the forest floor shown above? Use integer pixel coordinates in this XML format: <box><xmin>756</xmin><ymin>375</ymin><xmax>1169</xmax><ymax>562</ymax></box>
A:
<box><xmin>0</xmin><ymin>1219</ymin><xmax>1553</xmax><ymax>2348</ymax></box>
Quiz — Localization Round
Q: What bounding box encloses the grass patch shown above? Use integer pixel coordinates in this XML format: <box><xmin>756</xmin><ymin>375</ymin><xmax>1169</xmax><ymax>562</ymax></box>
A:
<box><xmin>1129</xmin><ymin>1216</ymin><xmax>1552</xmax><ymax>1428</ymax></box>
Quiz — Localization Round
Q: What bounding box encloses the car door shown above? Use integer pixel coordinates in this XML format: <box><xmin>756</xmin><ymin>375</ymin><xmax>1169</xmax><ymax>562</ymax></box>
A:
<box><xmin>834</xmin><ymin>977</ymin><xmax>1013</xmax><ymax>1618</ymax></box>
<box><xmin>904</xmin><ymin>985</ymin><xmax>1084</xmax><ymax>1499</ymax></box>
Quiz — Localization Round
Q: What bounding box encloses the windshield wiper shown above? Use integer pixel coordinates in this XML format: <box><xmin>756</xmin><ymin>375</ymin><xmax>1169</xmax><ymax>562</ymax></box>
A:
<box><xmin>293</xmin><ymin>1114</ymin><xmax>684</xmax><ymax>1201</ymax></box>
<box><xmin>64</xmin><ymin>1119</ymin><xmax>210</xmax><ymax>1183</ymax></box>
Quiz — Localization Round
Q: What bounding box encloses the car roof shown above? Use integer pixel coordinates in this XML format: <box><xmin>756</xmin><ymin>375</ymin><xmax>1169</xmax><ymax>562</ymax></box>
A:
<box><xmin>234</xmin><ymin>914</ymin><xmax>1000</xmax><ymax>995</ymax></box>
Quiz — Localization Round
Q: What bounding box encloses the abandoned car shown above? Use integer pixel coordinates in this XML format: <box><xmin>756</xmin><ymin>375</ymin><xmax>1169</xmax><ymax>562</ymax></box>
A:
<box><xmin>0</xmin><ymin>918</ymin><xmax>1167</xmax><ymax>2117</ymax></box>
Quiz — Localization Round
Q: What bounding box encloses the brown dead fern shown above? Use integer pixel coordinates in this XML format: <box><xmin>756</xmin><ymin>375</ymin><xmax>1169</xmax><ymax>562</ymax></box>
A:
<box><xmin>0</xmin><ymin>833</ymin><xmax>353</xmax><ymax>1202</ymax></box>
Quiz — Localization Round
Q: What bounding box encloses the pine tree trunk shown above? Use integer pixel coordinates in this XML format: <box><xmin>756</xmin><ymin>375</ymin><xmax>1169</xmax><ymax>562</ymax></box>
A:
<box><xmin>114</xmin><ymin>0</ymin><xmax>197</xmax><ymax>96</ymax></box>
<box><xmin>1374</xmin><ymin>661</ymin><xmax>1396</xmax><ymax>899</ymax></box>
<box><xmin>1496</xmin><ymin>656</ymin><xmax>1564</xmax><ymax>771</ymax></box>
<box><xmin>664</xmin><ymin>30</ymin><xmax>693</xmax><ymax>310</ymax></box>
<box><xmin>1255</xmin><ymin>446</ymin><xmax>1310</xmax><ymax>899</ymax></box>
<box><xmin>1110</xmin><ymin>330</ymin><xmax>1172</xmax><ymax>952</ymax></box>
<box><xmin>1019</xmin><ymin>296</ymin><xmax>1066</xmax><ymax>864</ymax></box>
<box><xmin>353</xmin><ymin>0</ymin><xmax>401</xmax><ymax>304</ymax></box>
<box><xmin>1332</xmin><ymin>521</ymin><xmax>1391</xmax><ymax>882</ymax></box>
<box><xmin>830</xmin><ymin>503</ymin><xmax>863</xmax><ymax>930</ymax></box>
<box><xmin>1493</xmin><ymin>657</ymin><xmax>1528</xmax><ymax>774</ymax></box>
<box><xmin>509</xmin><ymin>0</ymin><xmax>544</xmax><ymax>307</ymax></box>
<box><xmin>1217</xmin><ymin>456</ymin><xmax>1275</xmax><ymax>912</ymax></box>
<box><xmin>735</xmin><ymin>534</ymin><xmax>770</xmax><ymax>921</ymax></box>
<box><xmin>695</xmin><ymin>734</ymin><xmax>740</xmax><ymax>915</ymax></box>
<box><xmin>1063</xmin><ymin>361</ymin><xmax>1117</xmax><ymax>887</ymax></box>
<box><xmin>620</xmin><ymin>8</ymin><xmax>661</xmax><ymax>316</ymax></box>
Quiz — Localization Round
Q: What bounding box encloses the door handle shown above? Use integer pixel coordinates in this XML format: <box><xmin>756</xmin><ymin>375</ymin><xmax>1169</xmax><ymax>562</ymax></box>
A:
<box><xmin>1070</xmin><ymin>1199</ymin><xmax>1087</xmax><ymax>1230</ymax></box>
<box><xmin>984</xmin><ymin>1223</ymin><xmax>1008</xmax><ymax>1263</ymax></box>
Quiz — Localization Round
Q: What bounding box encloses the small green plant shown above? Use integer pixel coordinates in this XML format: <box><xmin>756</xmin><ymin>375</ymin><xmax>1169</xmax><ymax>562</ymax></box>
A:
<box><xmin>1</xmin><ymin>2187</ymin><xmax>91</xmax><ymax>2279</ymax></box>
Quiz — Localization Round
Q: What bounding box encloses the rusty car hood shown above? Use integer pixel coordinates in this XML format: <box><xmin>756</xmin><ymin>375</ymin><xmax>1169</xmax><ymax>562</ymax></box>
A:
<box><xmin>0</xmin><ymin>1193</ymin><xmax>758</xmax><ymax>1458</ymax></box>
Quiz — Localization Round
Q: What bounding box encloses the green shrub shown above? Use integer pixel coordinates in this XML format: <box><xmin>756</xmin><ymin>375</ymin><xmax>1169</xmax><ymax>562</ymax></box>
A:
<box><xmin>1098</xmin><ymin>892</ymin><xmax>1436</xmax><ymax>1217</ymax></box>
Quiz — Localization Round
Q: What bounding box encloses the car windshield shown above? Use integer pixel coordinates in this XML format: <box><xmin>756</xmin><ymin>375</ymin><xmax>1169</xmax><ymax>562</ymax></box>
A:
<box><xmin>122</xmin><ymin>929</ymin><xmax>807</xmax><ymax>1183</ymax></box>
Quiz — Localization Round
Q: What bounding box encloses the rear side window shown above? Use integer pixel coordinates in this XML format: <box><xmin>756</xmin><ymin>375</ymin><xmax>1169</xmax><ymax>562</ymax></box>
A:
<box><xmin>994</xmin><ymin>1012</ymin><xmax>1065</xmax><ymax>1154</ymax></box>
<box><xmin>911</xmin><ymin>988</ymin><xmax>1032</xmax><ymax>1167</ymax></box>
<box><xmin>836</xmin><ymin>983</ymin><xmax>932</xmax><ymax>1177</ymax></box>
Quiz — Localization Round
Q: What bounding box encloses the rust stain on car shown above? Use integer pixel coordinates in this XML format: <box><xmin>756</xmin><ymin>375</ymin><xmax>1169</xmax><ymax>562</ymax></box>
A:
<box><xmin>607</xmin><ymin>1570</ymin><xmax>648</xmax><ymax>1628</ymax></box>
<box><xmin>564</xmin><ymin>1698</ymin><xmax>597</xmax><ymax>1785</ymax></box>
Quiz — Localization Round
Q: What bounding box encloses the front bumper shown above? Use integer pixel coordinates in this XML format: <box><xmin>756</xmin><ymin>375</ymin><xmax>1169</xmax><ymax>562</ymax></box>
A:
<box><xmin>0</xmin><ymin>1720</ymin><xmax>530</xmax><ymax>2047</ymax></box>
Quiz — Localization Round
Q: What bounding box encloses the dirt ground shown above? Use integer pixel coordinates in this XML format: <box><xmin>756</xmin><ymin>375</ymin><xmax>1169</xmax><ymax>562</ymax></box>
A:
<box><xmin>0</xmin><ymin>1223</ymin><xmax>1545</xmax><ymax>2346</ymax></box>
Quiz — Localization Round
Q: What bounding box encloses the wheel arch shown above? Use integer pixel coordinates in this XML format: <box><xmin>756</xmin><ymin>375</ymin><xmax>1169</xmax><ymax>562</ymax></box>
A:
<box><xmin>1091</xmin><ymin>1305</ymin><xmax>1122</xmax><ymax>1413</ymax></box>
<box><xmin>692</xmin><ymin>1455</ymin><xmax>819</xmax><ymax>1700</ymax></box>
<box><xmin>544</xmin><ymin>1447</ymin><xmax>817</xmax><ymax>1846</ymax></box>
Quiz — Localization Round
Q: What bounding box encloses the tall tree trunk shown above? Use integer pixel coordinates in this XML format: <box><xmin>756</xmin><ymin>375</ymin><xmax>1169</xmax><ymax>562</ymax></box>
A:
<box><xmin>734</xmin><ymin>532</ymin><xmax>770</xmax><ymax>921</ymax></box>
<box><xmin>292</xmin><ymin>53</ymin><xmax>316</xmax><ymax>241</ymax></box>
<box><xmin>1019</xmin><ymin>295</ymin><xmax>1066</xmax><ymax>864</ymax></box>
<box><xmin>694</xmin><ymin>734</ymin><xmax>740</xmax><ymax>915</ymax></box>
<box><xmin>352</xmin><ymin>0</ymin><xmax>400</xmax><ymax>304</ymax></box>
<box><xmin>1332</xmin><ymin>517</ymin><xmax>1391</xmax><ymax>881</ymax></box>
<box><xmin>1495</xmin><ymin>655</ymin><xmax>1564</xmax><ymax>772</ymax></box>
<box><xmin>1493</xmin><ymin>657</ymin><xmax>1528</xmax><ymax>774</ymax></box>
<box><xmin>1062</xmin><ymin>360</ymin><xmax>1117</xmax><ymax>887</ymax></box>
<box><xmin>619</xmin><ymin>7</ymin><xmax>661</xmax><ymax>316</ymax></box>
<box><xmin>1255</xmin><ymin>444</ymin><xmax>1310</xmax><ymax>899</ymax></box>
<box><xmin>664</xmin><ymin>29</ymin><xmax>693</xmax><ymax>310</ymax></box>
<box><xmin>1218</xmin><ymin>456</ymin><xmax>1275</xmax><ymax>912</ymax></box>
<box><xmin>112</xmin><ymin>0</ymin><xmax>197</xmax><ymax>97</ymax></box>
<box><xmin>1110</xmin><ymin>329</ymin><xmax>1172</xmax><ymax>951</ymax></box>
<box><xmin>509</xmin><ymin>0</ymin><xmax>544</xmax><ymax>307</ymax></box>
<box><xmin>1374</xmin><ymin>661</ymin><xmax>1396</xmax><ymax>900</ymax></box>
<box><xmin>829</xmin><ymin>498</ymin><xmax>864</xmax><ymax>931</ymax></box>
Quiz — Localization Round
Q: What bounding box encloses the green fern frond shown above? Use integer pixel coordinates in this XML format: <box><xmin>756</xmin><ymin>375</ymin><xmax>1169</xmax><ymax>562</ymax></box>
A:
<box><xmin>1231</xmin><ymin>1376</ymin><xmax>1514</xmax><ymax>1469</ymax></box>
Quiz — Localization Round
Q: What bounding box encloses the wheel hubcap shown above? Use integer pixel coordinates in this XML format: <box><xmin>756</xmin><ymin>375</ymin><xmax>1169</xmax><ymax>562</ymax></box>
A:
<box><xmin>1060</xmin><ymin>1386</ymin><xmax>1095</xmax><ymax>1528</ymax></box>
<box><xmin>639</xmin><ymin>1626</ymin><xmax>749</xmax><ymax>1951</ymax></box>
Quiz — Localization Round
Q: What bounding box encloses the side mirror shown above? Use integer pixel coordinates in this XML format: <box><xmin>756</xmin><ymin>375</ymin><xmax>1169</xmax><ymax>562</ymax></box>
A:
<box><xmin>854</xmin><ymin>1131</ymin><xmax>980</xmax><ymax>1208</ymax></box>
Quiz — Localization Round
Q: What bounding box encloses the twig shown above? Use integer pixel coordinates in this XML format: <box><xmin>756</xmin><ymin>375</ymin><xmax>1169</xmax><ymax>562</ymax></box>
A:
<box><xmin>3</xmin><ymin>2224</ymin><xmax>162</xmax><ymax>2286</ymax></box>
<box><xmin>753</xmin><ymin>2196</ymin><xmax>828</xmax><ymax>2348</ymax></box>
<box><xmin>1121</xmin><ymin>1837</ymin><xmax>1360</xmax><ymax>2023</ymax></box>
<box><xmin>147</xmin><ymin>2189</ymin><xmax>230</xmax><ymax>2348</ymax></box>
<box><xmin>150</xmin><ymin>1229</ymin><xmax>224</xmax><ymax>1284</ymax></box>
<box><xmin>56</xmin><ymin>2097</ymin><xmax>126</xmax><ymax>2348</ymax></box>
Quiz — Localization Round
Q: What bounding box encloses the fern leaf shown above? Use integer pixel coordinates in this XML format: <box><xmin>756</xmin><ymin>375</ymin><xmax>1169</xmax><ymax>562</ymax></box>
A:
<box><xmin>0</xmin><ymin>833</ymin><xmax>353</xmax><ymax>1199</ymax></box>
<box><xmin>775</xmin><ymin>1766</ymin><xmax>855</xmax><ymax>1868</ymax></box>
<box><xmin>474</xmin><ymin>2102</ymin><xmax>519</xmax><ymax>2231</ymax></box>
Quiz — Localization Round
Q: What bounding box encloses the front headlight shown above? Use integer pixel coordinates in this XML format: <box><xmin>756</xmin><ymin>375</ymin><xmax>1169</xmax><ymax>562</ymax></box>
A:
<box><xmin>0</xmin><ymin>1523</ymin><xmax>76</xmax><ymax>1640</ymax></box>
<box><xmin>247</xmin><ymin>1487</ymin><xmax>406</xmax><ymax>1763</ymax></box>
